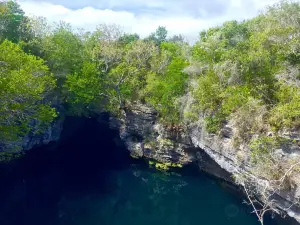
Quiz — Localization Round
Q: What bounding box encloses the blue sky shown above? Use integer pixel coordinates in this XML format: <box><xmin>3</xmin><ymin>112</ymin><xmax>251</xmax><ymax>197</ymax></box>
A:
<box><xmin>18</xmin><ymin>0</ymin><xmax>283</xmax><ymax>42</ymax></box>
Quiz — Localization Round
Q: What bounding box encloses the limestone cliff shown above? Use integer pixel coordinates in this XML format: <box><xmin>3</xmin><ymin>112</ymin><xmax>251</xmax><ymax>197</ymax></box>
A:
<box><xmin>110</xmin><ymin>103</ymin><xmax>300</xmax><ymax>223</ymax></box>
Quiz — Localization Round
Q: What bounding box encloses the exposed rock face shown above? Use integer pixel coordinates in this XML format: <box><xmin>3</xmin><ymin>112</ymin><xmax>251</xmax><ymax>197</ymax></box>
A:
<box><xmin>111</xmin><ymin>104</ymin><xmax>193</xmax><ymax>164</ymax></box>
<box><xmin>189</xmin><ymin>122</ymin><xmax>300</xmax><ymax>223</ymax></box>
<box><xmin>22</xmin><ymin>116</ymin><xmax>64</xmax><ymax>151</ymax></box>
<box><xmin>1</xmin><ymin>100</ymin><xmax>299</xmax><ymax>223</ymax></box>
<box><xmin>109</xmin><ymin>104</ymin><xmax>237</xmax><ymax>184</ymax></box>
<box><xmin>110</xmin><ymin>103</ymin><xmax>300</xmax><ymax>224</ymax></box>
<box><xmin>0</xmin><ymin>116</ymin><xmax>64</xmax><ymax>153</ymax></box>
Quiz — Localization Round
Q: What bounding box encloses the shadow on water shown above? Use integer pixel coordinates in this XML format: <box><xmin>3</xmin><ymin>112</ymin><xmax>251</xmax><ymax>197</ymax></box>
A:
<box><xmin>0</xmin><ymin>115</ymin><xmax>137</xmax><ymax>225</ymax></box>
<box><xmin>0</xmin><ymin>115</ymin><xmax>296</xmax><ymax>225</ymax></box>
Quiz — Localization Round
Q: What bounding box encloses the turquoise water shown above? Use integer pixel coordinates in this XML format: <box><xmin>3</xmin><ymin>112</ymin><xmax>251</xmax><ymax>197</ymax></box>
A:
<box><xmin>56</xmin><ymin>167</ymin><xmax>262</xmax><ymax>225</ymax></box>
<box><xmin>0</xmin><ymin>117</ymin><xmax>281</xmax><ymax>225</ymax></box>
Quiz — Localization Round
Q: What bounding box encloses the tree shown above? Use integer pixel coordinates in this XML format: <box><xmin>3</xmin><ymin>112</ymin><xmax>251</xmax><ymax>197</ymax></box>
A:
<box><xmin>21</xmin><ymin>16</ymin><xmax>52</xmax><ymax>57</ymax></box>
<box><xmin>96</xmin><ymin>23</ymin><xmax>123</xmax><ymax>41</ymax></box>
<box><xmin>145</xmin><ymin>42</ymin><xmax>188</xmax><ymax>123</ymax></box>
<box><xmin>0</xmin><ymin>40</ymin><xmax>57</xmax><ymax>146</ymax></box>
<box><xmin>0</xmin><ymin>0</ymin><xmax>30</xmax><ymax>43</ymax></box>
<box><xmin>145</xmin><ymin>26</ymin><xmax>168</xmax><ymax>45</ymax></box>
<box><xmin>64</xmin><ymin>62</ymin><xmax>103</xmax><ymax>115</ymax></box>
<box><xmin>39</xmin><ymin>21</ymin><xmax>84</xmax><ymax>76</ymax></box>
<box><xmin>91</xmin><ymin>24</ymin><xmax>124</xmax><ymax>73</ymax></box>
<box><xmin>103</xmin><ymin>40</ymin><xmax>159</xmax><ymax>114</ymax></box>
<box><xmin>155</xmin><ymin>26</ymin><xmax>168</xmax><ymax>43</ymax></box>
<box><xmin>118</xmin><ymin>33</ymin><xmax>140</xmax><ymax>45</ymax></box>
<box><xmin>168</xmin><ymin>34</ymin><xmax>185</xmax><ymax>44</ymax></box>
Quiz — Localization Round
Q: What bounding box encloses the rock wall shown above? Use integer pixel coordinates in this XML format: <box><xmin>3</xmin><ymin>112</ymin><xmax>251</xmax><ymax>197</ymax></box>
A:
<box><xmin>0</xmin><ymin>115</ymin><xmax>64</xmax><ymax>153</ymax></box>
<box><xmin>110</xmin><ymin>103</ymin><xmax>300</xmax><ymax>224</ymax></box>
<box><xmin>189</xmin><ymin>121</ymin><xmax>300</xmax><ymax>223</ymax></box>
<box><xmin>1</xmin><ymin>100</ymin><xmax>299</xmax><ymax>223</ymax></box>
<box><xmin>111</xmin><ymin>104</ymin><xmax>193</xmax><ymax>164</ymax></box>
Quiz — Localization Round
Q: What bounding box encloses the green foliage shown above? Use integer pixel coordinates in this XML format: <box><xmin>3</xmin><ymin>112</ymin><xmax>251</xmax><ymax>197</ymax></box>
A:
<box><xmin>149</xmin><ymin>160</ymin><xmax>183</xmax><ymax>171</ymax></box>
<box><xmin>249</xmin><ymin>136</ymin><xmax>283</xmax><ymax>179</ymax></box>
<box><xmin>269</xmin><ymin>84</ymin><xmax>300</xmax><ymax>130</ymax></box>
<box><xmin>39</xmin><ymin>22</ymin><xmax>84</xmax><ymax>75</ymax></box>
<box><xmin>190</xmin><ymin>2</ymin><xmax>300</xmax><ymax>134</ymax></box>
<box><xmin>250</xmin><ymin>136</ymin><xmax>278</xmax><ymax>160</ymax></box>
<box><xmin>0</xmin><ymin>40</ymin><xmax>57</xmax><ymax>142</ymax></box>
<box><xmin>0</xmin><ymin>152</ymin><xmax>22</xmax><ymax>163</ymax></box>
<box><xmin>0</xmin><ymin>0</ymin><xmax>29</xmax><ymax>43</ymax></box>
<box><xmin>118</xmin><ymin>33</ymin><xmax>140</xmax><ymax>45</ymax></box>
<box><xmin>105</xmin><ymin>62</ymin><xmax>142</xmax><ymax>113</ymax></box>
<box><xmin>230</xmin><ymin>99</ymin><xmax>267</xmax><ymax>146</ymax></box>
<box><xmin>102</xmin><ymin>40</ymin><xmax>158</xmax><ymax>114</ymax></box>
<box><xmin>193</xmin><ymin>71</ymin><xmax>223</xmax><ymax>113</ymax></box>
<box><xmin>146</xmin><ymin>26</ymin><xmax>168</xmax><ymax>46</ymax></box>
<box><xmin>204</xmin><ymin>114</ymin><xmax>225</xmax><ymax>134</ymax></box>
<box><xmin>1</xmin><ymin>1</ymin><xmax>300</xmax><ymax>158</ymax></box>
<box><xmin>221</xmin><ymin>86</ymin><xmax>252</xmax><ymax>115</ymax></box>
<box><xmin>192</xmin><ymin>73</ymin><xmax>253</xmax><ymax>133</ymax></box>
<box><xmin>145</xmin><ymin>43</ymin><xmax>188</xmax><ymax>123</ymax></box>
<box><xmin>168</xmin><ymin>34</ymin><xmax>185</xmax><ymax>44</ymax></box>
<box><xmin>248</xmin><ymin>135</ymin><xmax>297</xmax><ymax>185</ymax></box>
<box><xmin>64</xmin><ymin>62</ymin><xmax>103</xmax><ymax>115</ymax></box>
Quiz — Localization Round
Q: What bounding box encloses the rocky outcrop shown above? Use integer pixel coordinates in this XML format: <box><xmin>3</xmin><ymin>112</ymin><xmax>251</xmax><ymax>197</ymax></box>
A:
<box><xmin>111</xmin><ymin>104</ymin><xmax>193</xmax><ymax>164</ymax></box>
<box><xmin>0</xmin><ymin>115</ymin><xmax>64</xmax><ymax>153</ymax></box>
<box><xmin>1</xmin><ymin>100</ymin><xmax>299</xmax><ymax>222</ymax></box>
<box><xmin>110</xmin><ymin>103</ymin><xmax>300</xmax><ymax>223</ymax></box>
<box><xmin>189</xmin><ymin>121</ymin><xmax>300</xmax><ymax>223</ymax></box>
<box><xmin>23</xmin><ymin>116</ymin><xmax>64</xmax><ymax>151</ymax></box>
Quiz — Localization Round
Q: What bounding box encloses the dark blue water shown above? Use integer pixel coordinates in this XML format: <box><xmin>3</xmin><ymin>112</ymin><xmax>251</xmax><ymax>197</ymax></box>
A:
<box><xmin>0</xmin><ymin>117</ymin><xmax>285</xmax><ymax>225</ymax></box>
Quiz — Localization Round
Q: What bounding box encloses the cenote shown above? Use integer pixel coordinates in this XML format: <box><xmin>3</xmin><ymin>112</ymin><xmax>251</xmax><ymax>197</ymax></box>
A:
<box><xmin>0</xmin><ymin>116</ymin><xmax>289</xmax><ymax>225</ymax></box>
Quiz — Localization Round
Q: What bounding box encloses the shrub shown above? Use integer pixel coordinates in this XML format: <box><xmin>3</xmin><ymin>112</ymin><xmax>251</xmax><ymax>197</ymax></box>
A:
<box><xmin>269</xmin><ymin>84</ymin><xmax>300</xmax><ymax>130</ymax></box>
<box><xmin>230</xmin><ymin>99</ymin><xmax>268</xmax><ymax>145</ymax></box>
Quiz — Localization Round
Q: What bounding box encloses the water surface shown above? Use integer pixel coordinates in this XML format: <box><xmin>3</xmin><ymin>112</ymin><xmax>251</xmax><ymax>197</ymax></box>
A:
<box><xmin>0</xmin><ymin>117</ymin><xmax>281</xmax><ymax>225</ymax></box>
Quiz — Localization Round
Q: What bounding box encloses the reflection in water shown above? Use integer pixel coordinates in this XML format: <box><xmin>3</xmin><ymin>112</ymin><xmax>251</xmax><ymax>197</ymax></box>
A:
<box><xmin>0</xmin><ymin>117</ymin><xmax>280</xmax><ymax>225</ymax></box>
<box><xmin>52</xmin><ymin>166</ymin><xmax>266</xmax><ymax>225</ymax></box>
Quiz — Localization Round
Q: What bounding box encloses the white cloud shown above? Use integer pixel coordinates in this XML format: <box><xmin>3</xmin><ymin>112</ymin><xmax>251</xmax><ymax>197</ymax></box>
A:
<box><xmin>18</xmin><ymin>0</ymin><xmax>282</xmax><ymax>43</ymax></box>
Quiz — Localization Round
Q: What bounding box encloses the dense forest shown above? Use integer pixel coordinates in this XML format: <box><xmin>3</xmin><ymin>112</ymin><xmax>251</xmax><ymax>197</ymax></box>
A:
<box><xmin>0</xmin><ymin>0</ymin><xmax>300</xmax><ymax>174</ymax></box>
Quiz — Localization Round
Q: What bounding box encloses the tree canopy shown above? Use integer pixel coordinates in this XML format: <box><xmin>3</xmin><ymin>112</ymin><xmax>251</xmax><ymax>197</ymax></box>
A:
<box><xmin>0</xmin><ymin>0</ymin><xmax>299</xmax><ymax>152</ymax></box>
<box><xmin>0</xmin><ymin>40</ymin><xmax>57</xmax><ymax>144</ymax></box>
<box><xmin>1</xmin><ymin>2</ymin><xmax>300</xmax><ymax>223</ymax></box>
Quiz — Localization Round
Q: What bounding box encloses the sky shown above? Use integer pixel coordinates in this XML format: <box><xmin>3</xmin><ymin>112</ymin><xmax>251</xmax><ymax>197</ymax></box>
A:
<box><xmin>17</xmin><ymin>0</ymin><xmax>282</xmax><ymax>42</ymax></box>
